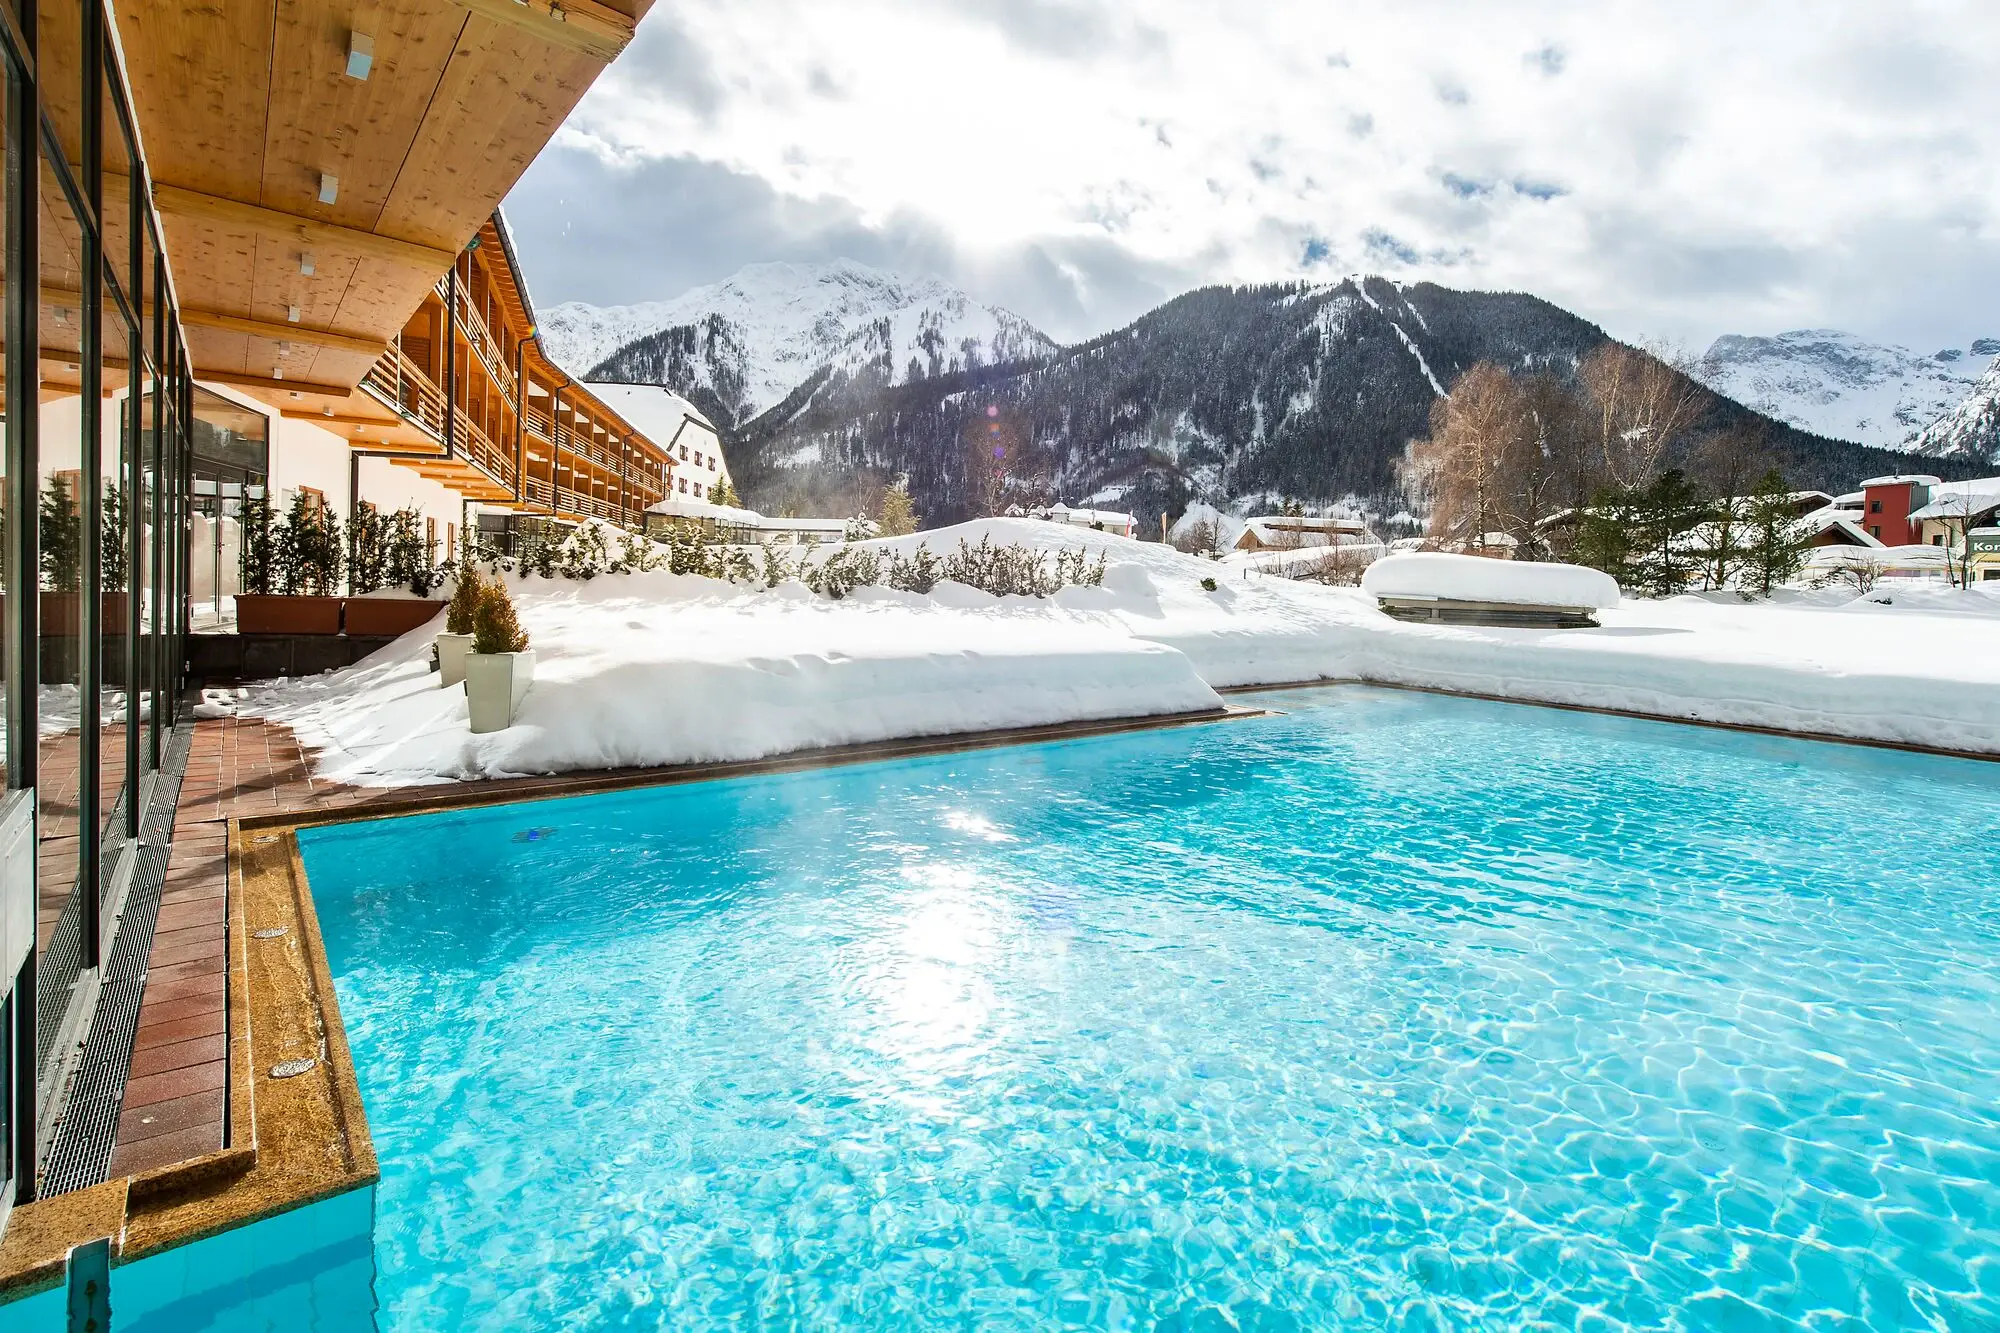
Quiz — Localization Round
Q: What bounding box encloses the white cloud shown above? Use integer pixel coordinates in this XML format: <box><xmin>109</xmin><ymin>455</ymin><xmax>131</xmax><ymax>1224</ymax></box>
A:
<box><xmin>551</xmin><ymin>0</ymin><xmax>2000</xmax><ymax>350</ymax></box>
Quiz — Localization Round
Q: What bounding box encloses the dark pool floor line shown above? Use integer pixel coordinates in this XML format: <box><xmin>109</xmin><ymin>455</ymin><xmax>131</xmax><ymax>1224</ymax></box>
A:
<box><xmin>1219</xmin><ymin>676</ymin><xmax>2000</xmax><ymax>765</ymax></box>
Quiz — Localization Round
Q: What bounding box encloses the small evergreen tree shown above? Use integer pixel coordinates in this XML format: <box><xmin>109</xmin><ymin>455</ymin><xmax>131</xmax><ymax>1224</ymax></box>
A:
<box><xmin>446</xmin><ymin>562</ymin><xmax>486</xmax><ymax>635</ymax></box>
<box><xmin>1630</xmin><ymin>469</ymin><xmax>1705</xmax><ymax>598</ymax></box>
<box><xmin>348</xmin><ymin>502</ymin><xmax>388</xmax><ymax>595</ymax></box>
<box><xmin>275</xmin><ymin>491</ymin><xmax>342</xmax><ymax>595</ymax></box>
<box><xmin>1741</xmin><ymin>469</ymin><xmax>1812</xmax><ymax>597</ymax></box>
<box><xmin>100</xmin><ymin>482</ymin><xmax>127</xmax><ymax>594</ymax></box>
<box><xmin>472</xmin><ymin>580</ymin><xmax>529</xmax><ymax>655</ymax></box>
<box><xmin>238</xmin><ymin>490</ymin><xmax>277</xmax><ymax>595</ymax></box>
<box><xmin>1569</xmin><ymin>485</ymin><xmax>1642</xmax><ymax>588</ymax></box>
<box><xmin>876</xmin><ymin>477</ymin><xmax>919</xmax><ymax>536</ymax></box>
<box><xmin>709</xmin><ymin>475</ymin><xmax>739</xmax><ymax>508</ymax></box>
<box><xmin>39</xmin><ymin>474</ymin><xmax>83</xmax><ymax>592</ymax></box>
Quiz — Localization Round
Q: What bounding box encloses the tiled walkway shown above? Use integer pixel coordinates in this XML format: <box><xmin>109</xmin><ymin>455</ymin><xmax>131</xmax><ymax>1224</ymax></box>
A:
<box><xmin>107</xmin><ymin>719</ymin><xmax>350</xmax><ymax>1178</ymax></box>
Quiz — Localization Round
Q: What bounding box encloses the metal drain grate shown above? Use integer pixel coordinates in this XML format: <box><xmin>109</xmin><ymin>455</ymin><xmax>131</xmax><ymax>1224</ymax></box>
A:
<box><xmin>39</xmin><ymin>724</ymin><xmax>196</xmax><ymax>1195</ymax></box>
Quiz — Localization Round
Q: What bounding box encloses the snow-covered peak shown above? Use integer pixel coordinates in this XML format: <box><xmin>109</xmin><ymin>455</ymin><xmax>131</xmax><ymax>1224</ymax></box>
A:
<box><xmin>1910</xmin><ymin>354</ymin><xmax>2000</xmax><ymax>463</ymax></box>
<box><xmin>538</xmin><ymin>259</ymin><xmax>1057</xmax><ymax>427</ymax></box>
<box><xmin>1695</xmin><ymin>329</ymin><xmax>1999</xmax><ymax>450</ymax></box>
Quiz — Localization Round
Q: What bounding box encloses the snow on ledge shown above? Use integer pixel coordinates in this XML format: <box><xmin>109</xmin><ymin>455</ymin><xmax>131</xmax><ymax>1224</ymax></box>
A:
<box><xmin>1361</xmin><ymin>552</ymin><xmax>1621</xmax><ymax>610</ymax></box>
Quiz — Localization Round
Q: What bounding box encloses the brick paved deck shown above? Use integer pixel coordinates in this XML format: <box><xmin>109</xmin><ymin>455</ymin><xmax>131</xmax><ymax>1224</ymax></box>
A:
<box><xmin>108</xmin><ymin>718</ymin><xmax>352</xmax><ymax>1177</ymax></box>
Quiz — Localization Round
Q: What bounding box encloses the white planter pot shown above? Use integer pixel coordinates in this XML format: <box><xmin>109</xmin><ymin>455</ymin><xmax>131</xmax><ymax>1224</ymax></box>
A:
<box><xmin>436</xmin><ymin>632</ymin><xmax>474</xmax><ymax>687</ymax></box>
<box><xmin>465</xmin><ymin>650</ymin><xmax>535</xmax><ymax>734</ymax></box>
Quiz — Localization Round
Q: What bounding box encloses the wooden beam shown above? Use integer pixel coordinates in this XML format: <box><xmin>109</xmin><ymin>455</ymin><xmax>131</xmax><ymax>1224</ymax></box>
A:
<box><xmin>197</xmin><ymin>369</ymin><xmax>355</xmax><ymax>399</ymax></box>
<box><xmin>450</xmin><ymin>0</ymin><xmax>633</xmax><ymax>62</ymax></box>
<box><xmin>182</xmin><ymin>308</ymin><xmax>387</xmax><ymax>358</ymax></box>
<box><xmin>153</xmin><ymin>185</ymin><xmax>459</xmax><ymax>272</ymax></box>
<box><xmin>279</xmin><ymin>410</ymin><xmax>404</xmax><ymax>429</ymax></box>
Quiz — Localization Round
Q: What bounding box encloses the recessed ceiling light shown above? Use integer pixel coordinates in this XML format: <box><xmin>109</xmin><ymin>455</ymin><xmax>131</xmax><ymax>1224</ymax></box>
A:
<box><xmin>318</xmin><ymin>172</ymin><xmax>339</xmax><ymax>205</ymax></box>
<box><xmin>345</xmin><ymin>31</ymin><xmax>374</xmax><ymax>80</ymax></box>
<box><xmin>299</xmin><ymin>252</ymin><xmax>315</xmax><ymax>276</ymax></box>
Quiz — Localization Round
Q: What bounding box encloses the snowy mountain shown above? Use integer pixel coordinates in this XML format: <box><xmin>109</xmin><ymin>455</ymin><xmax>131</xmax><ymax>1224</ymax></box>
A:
<box><xmin>733</xmin><ymin>277</ymin><xmax>1929</xmax><ymax>532</ymax></box>
<box><xmin>1694</xmin><ymin>330</ymin><xmax>1999</xmax><ymax>452</ymax></box>
<box><xmin>539</xmin><ymin>260</ymin><xmax>1056</xmax><ymax>430</ymax></box>
<box><xmin>1910</xmin><ymin>355</ymin><xmax>2000</xmax><ymax>463</ymax></box>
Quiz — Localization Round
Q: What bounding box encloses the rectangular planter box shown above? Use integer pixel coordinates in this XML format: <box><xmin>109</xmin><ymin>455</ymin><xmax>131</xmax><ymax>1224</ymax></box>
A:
<box><xmin>465</xmin><ymin>650</ymin><xmax>534</xmax><ymax>734</ymax></box>
<box><xmin>236</xmin><ymin>594</ymin><xmax>343</xmax><ymax>635</ymax></box>
<box><xmin>343</xmin><ymin>598</ymin><xmax>446</xmax><ymax>638</ymax></box>
<box><xmin>38</xmin><ymin>591</ymin><xmax>128</xmax><ymax>636</ymax></box>
<box><xmin>435</xmin><ymin>632</ymin><xmax>473</xmax><ymax>687</ymax></box>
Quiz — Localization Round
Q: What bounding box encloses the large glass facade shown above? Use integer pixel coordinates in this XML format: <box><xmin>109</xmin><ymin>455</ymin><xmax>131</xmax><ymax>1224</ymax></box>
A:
<box><xmin>0</xmin><ymin>0</ymin><xmax>195</xmax><ymax>1212</ymax></box>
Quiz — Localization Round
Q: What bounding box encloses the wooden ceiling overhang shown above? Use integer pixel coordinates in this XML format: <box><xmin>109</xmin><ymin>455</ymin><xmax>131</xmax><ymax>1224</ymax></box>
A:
<box><xmin>115</xmin><ymin>0</ymin><xmax>651</xmax><ymax>416</ymax></box>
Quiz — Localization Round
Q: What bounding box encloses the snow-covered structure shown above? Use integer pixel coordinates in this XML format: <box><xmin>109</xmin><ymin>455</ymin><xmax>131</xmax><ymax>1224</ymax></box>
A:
<box><xmin>643</xmin><ymin>496</ymin><xmax>864</xmax><ymax>545</ymax></box>
<box><xmin>585</xmin><ymin>382</ymin><xmax>733</xmax><ymax>503</ymax></box>
<box><xmin>1235</xmin><ymin>515</ymin><xmax>1371</xmax><ymax>552</ymax></box>
<box><xmin>1027</xmin><ymin>504</ymin><xmax>1136</xmax><ymax>538</ymax></box>
<box><xmin>1362</xmin><ymin>552</ymin><xmax>1619</xmax><ymax>627</ymax></box>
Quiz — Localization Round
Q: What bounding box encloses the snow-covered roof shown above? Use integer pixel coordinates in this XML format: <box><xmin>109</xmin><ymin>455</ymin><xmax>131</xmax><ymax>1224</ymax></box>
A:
<box><xmin>1833</xmin><ymin>491</ymin><xmax>1863</xmax><ymax>506</ymax></box>
<box><xmin>584</xmin><ymin>382</ymin><xmax>719</xmax><ymax>454</ymax></box>
<box><xmin>1859</xmin><ymin>473</ymin><xmax>1942</xmax><ymax>488</ymax></box>
<box><xmin>646</xmin><ymin>496</ymin><xmax>760</xmax><ymax>525</ymax></box>
<box><xmin>646</xmin><ymin>496</ymin><xmax>856</xmax><ymax>536</ymax></box>
<box><xmin>1244</xmin><ymin>514</ymin><xmax>1367</xmax><ymax>531</ymax></box>
<box><xmin>1240</xmin><ymin>514</ymin><xmax>1370</xmax><ymax>548</ymax></box>
<box><xmin>491</xmin><ymin>207</ymin><xmax>535</xmax><ymax>327</ymax></box>
<box><xmin>1908</xmin><ymin>478</ymin><xmax>2000</xmax><ymax>521</ymax></box>
<box><xmin>1798</xmin><ymin>507</ymin><xmax>1883</xmax><ymax>546</ymax></box>
<box><xmin>1039</xmin><ymin>505</ymin><xmax>1135</xmax><ymax>528</ymax></box>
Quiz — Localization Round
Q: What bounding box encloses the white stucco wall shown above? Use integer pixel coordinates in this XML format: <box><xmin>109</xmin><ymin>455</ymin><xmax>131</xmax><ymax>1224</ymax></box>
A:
<box><xmin>199</xmin><ymin>382</ymin><xmax>483</xmax><ymax>544</ymax></box>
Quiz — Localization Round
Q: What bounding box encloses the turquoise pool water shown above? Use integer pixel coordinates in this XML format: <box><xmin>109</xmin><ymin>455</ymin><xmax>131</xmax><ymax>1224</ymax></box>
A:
<box><xmin>303</xmin><ymin>687</ymin><xmax>2000</xmax><ymax>1330</ymax></box>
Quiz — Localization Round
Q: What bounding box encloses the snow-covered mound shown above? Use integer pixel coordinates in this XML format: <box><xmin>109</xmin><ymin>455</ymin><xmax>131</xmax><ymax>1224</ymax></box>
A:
<box><xmin>1695</xmin><ymin>329</ymin><xmax>1998</xmax><ymax>450</ymax></box>
<box><xmin>241</xmin><ymin>519</ymin><xmax>2000</xmax><ymax>785</ymax></box>
<box><xmin>1361</xmin><ymin>553</ymin><xmax>1620</xmax><ymax>609</ymax></box>
<box><xmin>539</xmin><ymin>260</ymin><xmax>1055</xmax><ymax>425</ymax></box>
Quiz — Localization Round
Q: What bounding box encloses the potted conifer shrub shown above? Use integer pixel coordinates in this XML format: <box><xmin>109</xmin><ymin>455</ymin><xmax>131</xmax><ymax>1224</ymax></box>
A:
<box><xmin>435</xmin><ymin>563</ymin><xmax>484</xmax><ymax>687</ymax></box>
<box><xmin>238</xmin><ymin>491</ymin><xmax>344</xmax><ymax>634</ymax></box>
<box><xmin>464</xmin><ymin>579</ymin><xmax>533</xmax><ymax>734</ymax></box>
<box><xmin>39</xmin><ymin>474</ymin><xmax>84</xmax><ymax>636</ymax></box>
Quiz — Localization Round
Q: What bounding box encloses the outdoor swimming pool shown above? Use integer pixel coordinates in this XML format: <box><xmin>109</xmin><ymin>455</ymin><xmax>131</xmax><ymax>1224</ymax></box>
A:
<box><xmin>301</xmin><ymin>686</ymin><xmax>2000</xmax><ymax>1329</ymax></box>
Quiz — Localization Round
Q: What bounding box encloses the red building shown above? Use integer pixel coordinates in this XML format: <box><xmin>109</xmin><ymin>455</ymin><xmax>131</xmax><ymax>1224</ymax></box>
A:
<box><xmin>1857</xmin><ymin>474</ymin><xmax>1940</xmax><ymax>546</ymax></box>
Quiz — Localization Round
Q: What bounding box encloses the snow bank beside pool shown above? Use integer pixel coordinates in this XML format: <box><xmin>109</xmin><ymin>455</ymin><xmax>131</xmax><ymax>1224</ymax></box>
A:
<box><xmin>250</xmin><ymin>572</ymin><xmax>1223</xmax><ymax>784</ymax></box>
<box><xmin>239</xmin><ymin>518</ymin><xmax>2000</xmax><ymax>785</ymax></box>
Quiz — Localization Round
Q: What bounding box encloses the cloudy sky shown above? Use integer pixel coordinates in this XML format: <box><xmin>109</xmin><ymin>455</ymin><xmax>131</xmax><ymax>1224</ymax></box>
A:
<box><xmin>503</xmin><ymin>0</ymin><xmax>2000</xmax><ymax>354</ymax></box>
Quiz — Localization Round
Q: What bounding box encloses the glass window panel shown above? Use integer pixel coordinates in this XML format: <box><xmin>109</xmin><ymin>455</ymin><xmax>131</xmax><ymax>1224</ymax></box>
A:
<box><xmin>36</xmin><ymin>164</ymin><xmax>86</xmax><ymax>980</ymax></box>
<box><xmin>139</xmin><ymin>228</ymin><xmax>159</xmax><ymax>774</ymax></box>
<box><xmin>190</xmin><ymin>386</ymin><xmax>267</xmax><ymax>628</ymax></box>
<box><xmin>99</xmin><ymin>313</ymin><xmax>131</xmax><ymax>857</ymax></box>
<box><xmin>101</xmin><ymin>58</ymin><xmax>135</xmax><ymax>320</ymax></box>
<box><xmin>0</xmin><ymin>61</ymin><xmax>9</xmax><ymax>792</ymax></box>
<box><xmin>35</xmin><ymin>0</ymin><xmax>84</xmax><ymax>181</ymax></box>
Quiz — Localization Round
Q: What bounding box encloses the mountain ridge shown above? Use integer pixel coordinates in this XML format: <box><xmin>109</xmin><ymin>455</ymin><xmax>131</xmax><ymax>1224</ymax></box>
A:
<box><xmin>1693</xmin><ymin>328</ymin><xmax>1999</xmax><ymax>460</ymax></box>
<box><xmin>726</xmin><ymin>276</ymin><xmax>1967</xmax><ymax>530</ymax></box>
<box><xmin>539</xmin><ymin>259</ymin><xmax>1056</xmax><ymax>431</ymax></box>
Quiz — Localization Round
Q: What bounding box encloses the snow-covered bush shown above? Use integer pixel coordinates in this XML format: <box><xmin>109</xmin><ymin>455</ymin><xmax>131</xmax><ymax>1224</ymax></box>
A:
<box><xmin>446</xmin><ymin>523</ymin><xmax>1106</xmax><ymax>603</ymax></box>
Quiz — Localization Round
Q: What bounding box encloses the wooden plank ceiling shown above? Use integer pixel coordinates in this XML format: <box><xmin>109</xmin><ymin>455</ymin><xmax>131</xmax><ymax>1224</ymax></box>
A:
<box><xmin>114</xmin><ymin>0</ymin><xmax>650</xmax><ymax>425</ymax></box>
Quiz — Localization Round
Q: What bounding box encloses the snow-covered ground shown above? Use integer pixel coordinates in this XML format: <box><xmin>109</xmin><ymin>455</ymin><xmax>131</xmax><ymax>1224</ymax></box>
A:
<box><xmin>235</xmin><ymin>519</ymin><xmax>2000</xmax><ymax>786</ymax></box>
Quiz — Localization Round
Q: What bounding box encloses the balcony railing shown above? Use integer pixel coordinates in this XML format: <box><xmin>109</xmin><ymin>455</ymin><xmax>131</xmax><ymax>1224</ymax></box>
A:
<box><xmin>361</xmin><ymin>341</ymin><xmax>518</xmax><ymax>494</ymax></box>
<box><xmin>439</xmin><ymin>274</ymin><xmax>517</xmax><ymax>413</ymax></box>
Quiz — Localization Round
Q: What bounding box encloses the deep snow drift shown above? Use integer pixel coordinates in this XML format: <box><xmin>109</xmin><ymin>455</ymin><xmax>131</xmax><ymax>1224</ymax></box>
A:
<box><xmin>239</xmin><ymin>519</ymin><xmax>2000</xmax><ymax>785</ymax></box>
